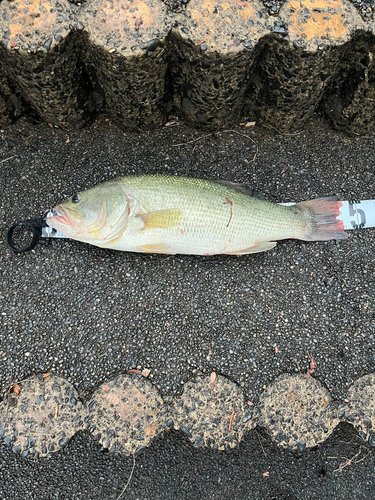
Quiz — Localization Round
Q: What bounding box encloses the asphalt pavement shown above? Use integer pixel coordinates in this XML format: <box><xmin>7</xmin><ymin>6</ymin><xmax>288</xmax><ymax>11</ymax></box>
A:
<box><xmin>0</xmin><ymin>115</ymin><xmax>374</xmax><ymax>499</ymax></box>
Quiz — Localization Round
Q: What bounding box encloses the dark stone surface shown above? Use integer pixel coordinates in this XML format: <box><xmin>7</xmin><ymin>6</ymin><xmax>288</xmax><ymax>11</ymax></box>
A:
<box><xmin>321</xmin><ymin>33</ymin><xmax>375</xmax><ymax>136</ymax></box>
<box><xmin>169</xmin><ymin>0</ymin><xmax>267</xmax><ymax>130</ymax></box>
<box><xmin>245</xmin><ymin>36</ymin><xmax>345</xmax><ymax>133</ymax></box>
<box><xmin>0</xmin><ymin>424</ymin><xmax>374</xmax><ymax>499</ymax></box>
<box><xmin>170</xmin><ymin>32</ymin><xmax>256</xmax><ymax>129</ymax></box>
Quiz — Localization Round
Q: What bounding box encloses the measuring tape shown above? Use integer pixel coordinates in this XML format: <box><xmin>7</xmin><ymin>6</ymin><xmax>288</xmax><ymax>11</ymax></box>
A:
<box><xmin>6</xmin><ymin>200</ymin><xmax>374</xmax><ymax>253</ymax></box>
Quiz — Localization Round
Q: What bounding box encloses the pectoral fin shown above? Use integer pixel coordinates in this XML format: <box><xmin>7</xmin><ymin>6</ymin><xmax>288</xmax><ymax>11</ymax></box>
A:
<box><xmin>224</xmin><ymin>241</ymin><xmax>277</xmax><ymax>255</ymax></box>
<box><xmin>138</xmin><ymin>209</ymin><xmax>182</xmax><ymax>230</ymax></box>
<box><xmin>137</xmin><ymin>242</ymin><xmax>175</xmax><ymax>254</ymax></box>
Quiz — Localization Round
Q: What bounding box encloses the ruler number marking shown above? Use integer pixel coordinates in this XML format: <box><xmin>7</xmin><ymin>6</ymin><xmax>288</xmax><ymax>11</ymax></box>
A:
<box><xmin>348</xmin><ymin>201</ymin><xmax>366</xmax><ymax>229</ymax></box>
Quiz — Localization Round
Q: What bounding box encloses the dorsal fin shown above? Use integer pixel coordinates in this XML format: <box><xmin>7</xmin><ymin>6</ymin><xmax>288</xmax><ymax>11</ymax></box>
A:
<box><xmin>215</xmin><ymin>181</ymin><xmax>266</xmax><ymax>200</ymax></box>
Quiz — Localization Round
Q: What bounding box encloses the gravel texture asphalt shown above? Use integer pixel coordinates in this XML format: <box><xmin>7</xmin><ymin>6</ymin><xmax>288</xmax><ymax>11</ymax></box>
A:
<box><xmin>0</xmin><ymin>114</ymin><xmax>374</xmax><ymax>498</ymax></box>
<box><xmin>1</xmin><ymin>423</ymin><xmax>375</xmax><ymax>500</ymax></box>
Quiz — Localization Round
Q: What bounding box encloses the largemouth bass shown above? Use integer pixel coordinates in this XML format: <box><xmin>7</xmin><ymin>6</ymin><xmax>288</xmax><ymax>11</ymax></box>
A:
<box><xmin>46</xmin><ymin>175</ymin><xmax>347</xmax><ymax>255</ymax></box>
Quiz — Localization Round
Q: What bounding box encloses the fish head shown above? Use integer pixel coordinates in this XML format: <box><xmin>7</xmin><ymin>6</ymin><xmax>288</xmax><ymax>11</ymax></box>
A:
<box><xmin>46</xmin><ymin>183</ymin><xmax>130</xmax><ymax>242</ymax></box>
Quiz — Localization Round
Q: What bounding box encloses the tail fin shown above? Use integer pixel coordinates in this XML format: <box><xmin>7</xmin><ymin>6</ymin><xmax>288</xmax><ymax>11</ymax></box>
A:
<box><xmin>296</xmin><ymin>197</ymin><xmax>347</xmax><ymax>241</ymax></box>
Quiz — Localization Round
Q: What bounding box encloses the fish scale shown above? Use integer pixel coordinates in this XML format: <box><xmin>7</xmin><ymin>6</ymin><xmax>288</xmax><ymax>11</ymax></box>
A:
<box><xmin>116</xmin><ymin>176</ymin><xmax>301</xmax><ymax>254</ymax></box>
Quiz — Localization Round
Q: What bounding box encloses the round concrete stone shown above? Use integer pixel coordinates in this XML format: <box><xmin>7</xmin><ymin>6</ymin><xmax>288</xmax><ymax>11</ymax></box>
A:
<box><xmin>259</xmin><ymin>374</ymin><xmax>339</xmax><ymax>450</ymax></box>
<box><xmin>80</xmin><ymin>0</ymin><xmax>172</xmax><ymax>130</ymax></box>
<box><xmin>345</xmin><ymin>374</ymin><xmax>375</xmax><ymax>446</ymax></box>
<box><xmin>0</xmin><ymin>374</ymin><xmax>85</xmax><ymax>457</ymax></box>
<box><xmin>171</xmin><ymin>372</ymin><xmax>257</xmax><ymax>450</ymax></box>
<box><xmin>86</xmin><ymin>374</ymin><xmax>167</xmax><ymax>454</ymax></box>
<box><xmin>170</xmin><ymin>0</ymin><xmax>267</xmax><ymax>128</ymax></box>
<box><xmin>0</xmin><ymin>0</ymin><xmax>89</xmax><ymax>129</ymax></box>
<box><xmin>245</xmin><ymin>0</ymin><xmax>365</xmax><ymax>132</ymax></box>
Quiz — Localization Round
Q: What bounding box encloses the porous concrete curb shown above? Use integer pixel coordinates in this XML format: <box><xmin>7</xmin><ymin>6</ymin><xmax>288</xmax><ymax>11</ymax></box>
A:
<box><xmin>1</xmin><ymin>370</ymin><xmax>375</xmax><ymax>457</ymax></box>
<box><xmin>0</xmin><ymin>0</ymin><xmax>374</xmax><ymax>134</ymax></box>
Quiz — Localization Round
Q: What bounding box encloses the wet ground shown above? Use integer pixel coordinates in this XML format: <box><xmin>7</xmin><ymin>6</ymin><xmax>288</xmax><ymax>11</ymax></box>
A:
<box><xmin>1</xmin><ymin>423</ymin><xmax>375</xmax><ymax>500</ymax></box>
<box><xmin>0</xmin><ymin>114</ymin><xmax>374</xmax><ymax>498</ymax></box>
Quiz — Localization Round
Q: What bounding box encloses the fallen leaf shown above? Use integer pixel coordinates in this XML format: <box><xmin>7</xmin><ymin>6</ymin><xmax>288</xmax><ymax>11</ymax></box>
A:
<box><xmin>210</xmin><ymin>372</ymin><xmax>216</xmax><ymax>384</ymax></box>
<box><xmin>197</xmin><ymin>39</ymin><xmax>206</xmax><ymax>46</ymax></box>
<box><xmin>224</xmin><ymin>16</ymin><xmax>232</xmax><ymax>24</ymax></box>
<box><xmin>275</xmin><ymin>346</ymin><xmax>279</xmax><ymax>353</ymax></box>
<box><xmin>128</xmin><ymin>369</ymin><xmax>142</xmax><ymax>375</ymax></box>
<box><xmin>303</xmin><ymin>353</ymin><xmax>317</xmax><ymax>378</ymax></box>
<box><xmin>42</xmin><ymin>373</ymin><xmax>51</xmax><ymax>378</ymax></box>
<box><xmin>12</xmin><ymin>384</ymin><xmax>21</xmax><ymax>397</ymax></box>
<box><xmin>263</xmin><ymin>471</ymin><xmax>269</xmax><ymax>477</ymax></box>
<box><xmin>65</xmin><ymin>136</ymin><xmax>70</xmax><ymax>144</ymax></box>
<box><xmin>245</xmin><ymin>121</ymin><xmax>256</xmax><ymax>127</ymax></box>
<box><xmin>134</xmin><ymin>17</ymin><xmax>143</xmax><ymax>30</ymax></box>
<box><xmin>228</xmin><ymin>408</ymin><xmax>235</xmax><ymax>431</ymax></box>
<box><xmin>141</xmin><ymin>368</ymin><xmax>151</xmax><ymax>378</ymax></box>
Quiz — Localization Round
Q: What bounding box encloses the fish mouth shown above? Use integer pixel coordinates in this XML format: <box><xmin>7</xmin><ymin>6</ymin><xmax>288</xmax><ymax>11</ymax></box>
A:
<box><xmin>45</xmin><ymin>208</ymin><xmax>63</xmax><ymax>219</ymax></box>
<box><xmin>46</xmin><ymin>206</ymin><xmax>77</xmax><ymax>228</ymax></box>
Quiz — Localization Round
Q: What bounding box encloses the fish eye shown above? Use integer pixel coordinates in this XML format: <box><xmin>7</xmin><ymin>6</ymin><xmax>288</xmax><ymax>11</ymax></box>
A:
<box><xmin>72</xmin><ymin>193</ymin><xmax>81</xmax><ymax>203</ymax></box>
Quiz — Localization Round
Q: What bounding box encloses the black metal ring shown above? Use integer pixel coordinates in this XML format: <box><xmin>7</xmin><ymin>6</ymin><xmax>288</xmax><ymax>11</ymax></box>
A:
<box><xmin>6</xmin><ymin>220</ymin><xmax>43</xmax><ymax>253</ymax></box>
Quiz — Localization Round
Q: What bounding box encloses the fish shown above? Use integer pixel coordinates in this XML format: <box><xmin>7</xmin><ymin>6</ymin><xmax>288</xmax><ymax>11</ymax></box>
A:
<box><xmin>46</xmin><ymin>175</ymin><xmax>347</xmax><ymax>255</ymax></box>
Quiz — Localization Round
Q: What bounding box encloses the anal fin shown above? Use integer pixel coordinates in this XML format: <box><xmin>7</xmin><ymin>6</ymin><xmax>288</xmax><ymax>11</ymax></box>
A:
<box><xmin>137</xmin><ymin>242</ymin><xmax>175</xmax><ymax>254</ymax></box>
<box><xmin>224</xmin><ymin>241</ymin><xmax>277</xmax><ymax>255</ymax></box>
